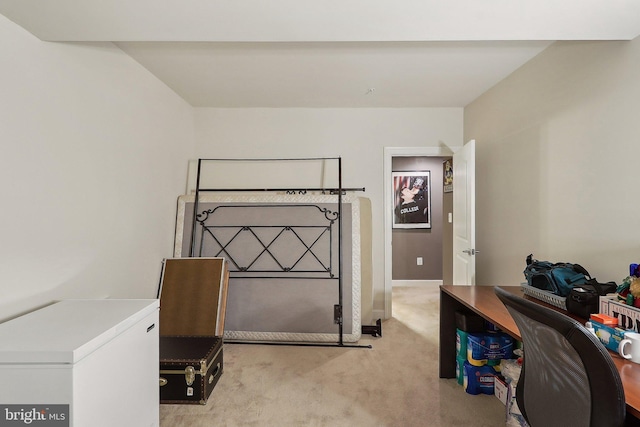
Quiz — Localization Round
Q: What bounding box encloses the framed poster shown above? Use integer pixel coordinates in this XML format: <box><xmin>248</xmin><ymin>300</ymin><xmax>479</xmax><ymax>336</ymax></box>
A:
<box><xmin>443</xmin><ymin>159</ymin><xmax>453</xmax><ymax>193</ymax></box>
<box><xmin>392</xmin><ymin>171</ymin><xmax>431</xmax><ymax>229</ymax></box>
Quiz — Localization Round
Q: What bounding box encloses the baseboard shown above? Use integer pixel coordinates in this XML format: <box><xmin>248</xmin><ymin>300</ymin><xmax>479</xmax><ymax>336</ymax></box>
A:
<box><xmin>392</xmin><ymin>280</ymin><xmax>443</xmax><ymax>287</ymax></box>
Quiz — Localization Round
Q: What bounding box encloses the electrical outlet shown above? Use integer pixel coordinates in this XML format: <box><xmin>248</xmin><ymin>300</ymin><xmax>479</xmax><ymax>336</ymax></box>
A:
<box><xmin>417</xmin><ymin>257</ymin><xmax>423</xmax><ymax>266</ymax></box>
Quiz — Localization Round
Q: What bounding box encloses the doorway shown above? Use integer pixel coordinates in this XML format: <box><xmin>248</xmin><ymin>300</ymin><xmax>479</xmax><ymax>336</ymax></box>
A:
<box><xmin>383</xmin><ymin>147</ymin><xmax>453</xmax><ymax>319</ymax></box>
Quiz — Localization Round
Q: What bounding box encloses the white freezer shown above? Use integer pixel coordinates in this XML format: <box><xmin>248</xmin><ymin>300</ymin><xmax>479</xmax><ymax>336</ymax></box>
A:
<box><xmin>0</xmin><ymin>299</ymin><xmax>159</xmax><ymax>427</ymax></box>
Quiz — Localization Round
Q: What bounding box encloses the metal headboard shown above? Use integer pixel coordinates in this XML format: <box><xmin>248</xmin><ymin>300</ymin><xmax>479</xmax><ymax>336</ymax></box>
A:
<box><xmin>185</xmin><ymin>158</ymin><xmax>367</xmax><ymax>347</ymax></box>
<box><xmin>193</xmin><ymin>203</ymin><xmax>339</xmax><ymax>279</ymax></box>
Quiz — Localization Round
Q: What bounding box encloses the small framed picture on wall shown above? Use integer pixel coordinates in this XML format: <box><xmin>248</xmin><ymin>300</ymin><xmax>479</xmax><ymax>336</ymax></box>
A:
<box><xmin>443</xmin><ymin>159</ymin><xmax>453</xmax><ymax>193</ymax></box>
<box><xmin>392</xmin><ymin>171</ymin><xmax>431</xmax><ymax>229</ymax></box>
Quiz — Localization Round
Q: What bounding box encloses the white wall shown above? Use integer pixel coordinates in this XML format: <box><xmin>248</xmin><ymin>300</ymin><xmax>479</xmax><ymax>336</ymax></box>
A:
<box><xmin>194</xmin><ymin>108</ymin><xmax>463</xmax><ymax>321</ymax></box>
<box><xmin>465</xmin><ymin>38</ymin><xmax>640</xmax><ymax>286</ymax></box>
<box><xmin>0</xmin><ymin>16</ymin><xmax>195</xmax><ymax>321</ymax></box>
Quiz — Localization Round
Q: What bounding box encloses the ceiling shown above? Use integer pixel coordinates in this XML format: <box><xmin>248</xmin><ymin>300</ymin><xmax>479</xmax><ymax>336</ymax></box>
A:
<box><xmin>1</xmin><ymin>0</ymin><xmax>639</xmax><ymax>108</ymax></box>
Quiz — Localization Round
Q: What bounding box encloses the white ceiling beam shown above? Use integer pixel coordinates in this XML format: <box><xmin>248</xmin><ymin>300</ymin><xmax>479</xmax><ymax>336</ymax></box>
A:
<box><xmin>1</xmin><ymin>0</ymin><xmax>639</xmax><ymax>42</ymax></box>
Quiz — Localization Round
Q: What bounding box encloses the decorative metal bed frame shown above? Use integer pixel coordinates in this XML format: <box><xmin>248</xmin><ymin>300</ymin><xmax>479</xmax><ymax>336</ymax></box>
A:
<box><xmin>193</xmin><ymin>203</ymin><xmax>339</xmax><ymax>278</ymax></box>
<box><xmin>176</xmin><ymin>157</ymin><xmax>368</xmax><ymax>347</ymax></box>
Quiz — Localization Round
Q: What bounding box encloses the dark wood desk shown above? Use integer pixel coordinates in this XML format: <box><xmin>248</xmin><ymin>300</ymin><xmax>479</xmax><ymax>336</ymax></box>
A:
<box><xmin>440</xmin><ymin>285</ymin><xmax>640</xmax><ymax>419</ymax></box>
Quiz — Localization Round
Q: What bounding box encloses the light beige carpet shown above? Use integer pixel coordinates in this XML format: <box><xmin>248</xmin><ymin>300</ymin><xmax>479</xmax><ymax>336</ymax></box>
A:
<box><xmin>160</xmin><ymin>285</ymin><xmax>506</xmax><ymax>426</ymax></box>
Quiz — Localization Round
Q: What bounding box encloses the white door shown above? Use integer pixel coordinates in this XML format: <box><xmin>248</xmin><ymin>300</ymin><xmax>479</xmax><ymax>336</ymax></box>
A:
<box><xmin>453</xmin><ymin>140</ymin><xmax>476</xmax><ymax>285</ymax></box>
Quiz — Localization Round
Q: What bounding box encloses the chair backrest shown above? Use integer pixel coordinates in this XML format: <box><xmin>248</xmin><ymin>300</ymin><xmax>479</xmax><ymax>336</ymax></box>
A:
<box><xmin>494</xmin><ymin>286</ymin><xmax>626</xmax><ymax>427</ymax></box>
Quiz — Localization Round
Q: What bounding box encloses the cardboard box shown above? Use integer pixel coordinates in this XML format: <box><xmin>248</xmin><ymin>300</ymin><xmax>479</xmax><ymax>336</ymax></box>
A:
<box><xmin>591</xmin><ymin>319</ymin><xmax>629</xmax><ymax>352</ymax></box>
<box><xmin>590</xmin><ymin>313</ymin><xmax>618</xmax><ymax>326</ymax></box>
<box><xmin>467</xmin><ymin>332</ymin><xmax>514</xmax><ymax>361</ymax></box>
<box><xmin>463</xmin><ymin>361</ymin><xmax>496</xmax><ymax>395</ymax></box>
<box><xmin>494</xmin><ymin>376</ymin><xmax>508</xmax><ymax>405</ymax></box>
<box><xmin>600</xmin><ymin>295</ymin><xmax>640</xmax><ymax>332</ymax></box>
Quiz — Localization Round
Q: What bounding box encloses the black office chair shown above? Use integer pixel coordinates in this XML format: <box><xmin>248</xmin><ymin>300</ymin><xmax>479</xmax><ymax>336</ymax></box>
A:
<box><xmin>494</xmin><ymin>286</ymin><xmax>626</xmax><ymax>427</ymax></box>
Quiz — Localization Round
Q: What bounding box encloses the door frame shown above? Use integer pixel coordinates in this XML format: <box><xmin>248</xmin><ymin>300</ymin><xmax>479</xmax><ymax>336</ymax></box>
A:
<box><xmin>383</xmin><ymin>146</ymin><xmax>454</xmax><ymax>319</ymax></box>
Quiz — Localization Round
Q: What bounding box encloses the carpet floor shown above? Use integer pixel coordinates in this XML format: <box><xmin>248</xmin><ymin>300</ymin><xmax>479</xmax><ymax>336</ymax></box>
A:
<box><xmin>159</xmin><ymin>285</ymin><xmax>506</xmax><ymax>426</ymax></box>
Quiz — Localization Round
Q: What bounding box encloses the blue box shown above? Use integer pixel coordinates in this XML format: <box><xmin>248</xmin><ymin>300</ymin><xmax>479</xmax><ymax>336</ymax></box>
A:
<box><xmin>463</xmin><ymin>361</ymin><xmax>497</xmax><ymax>395</ymax></box>
<box><xmin>591</xmin><ymin>320</ymin><xmax>630</xmax><ymax>353</ymax></box>
<box><xmin>467</xmin><ymin>332</ymin><xmax>514</xmax><ymax>361</ymax></box>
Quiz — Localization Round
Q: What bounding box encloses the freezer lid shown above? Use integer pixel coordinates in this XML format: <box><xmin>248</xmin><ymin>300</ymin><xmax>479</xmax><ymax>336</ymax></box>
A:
<box><xmin>0</xmin><ymin>299</ymin><xmax>159</xmax><ymax>364</ymax></box>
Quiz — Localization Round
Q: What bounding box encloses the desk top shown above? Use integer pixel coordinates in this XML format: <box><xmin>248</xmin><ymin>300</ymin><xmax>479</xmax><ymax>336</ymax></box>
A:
<box><xmin>441</xmin><ymin>285</ymin><xmax>640</xmax><ymax>418</ymax></box>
